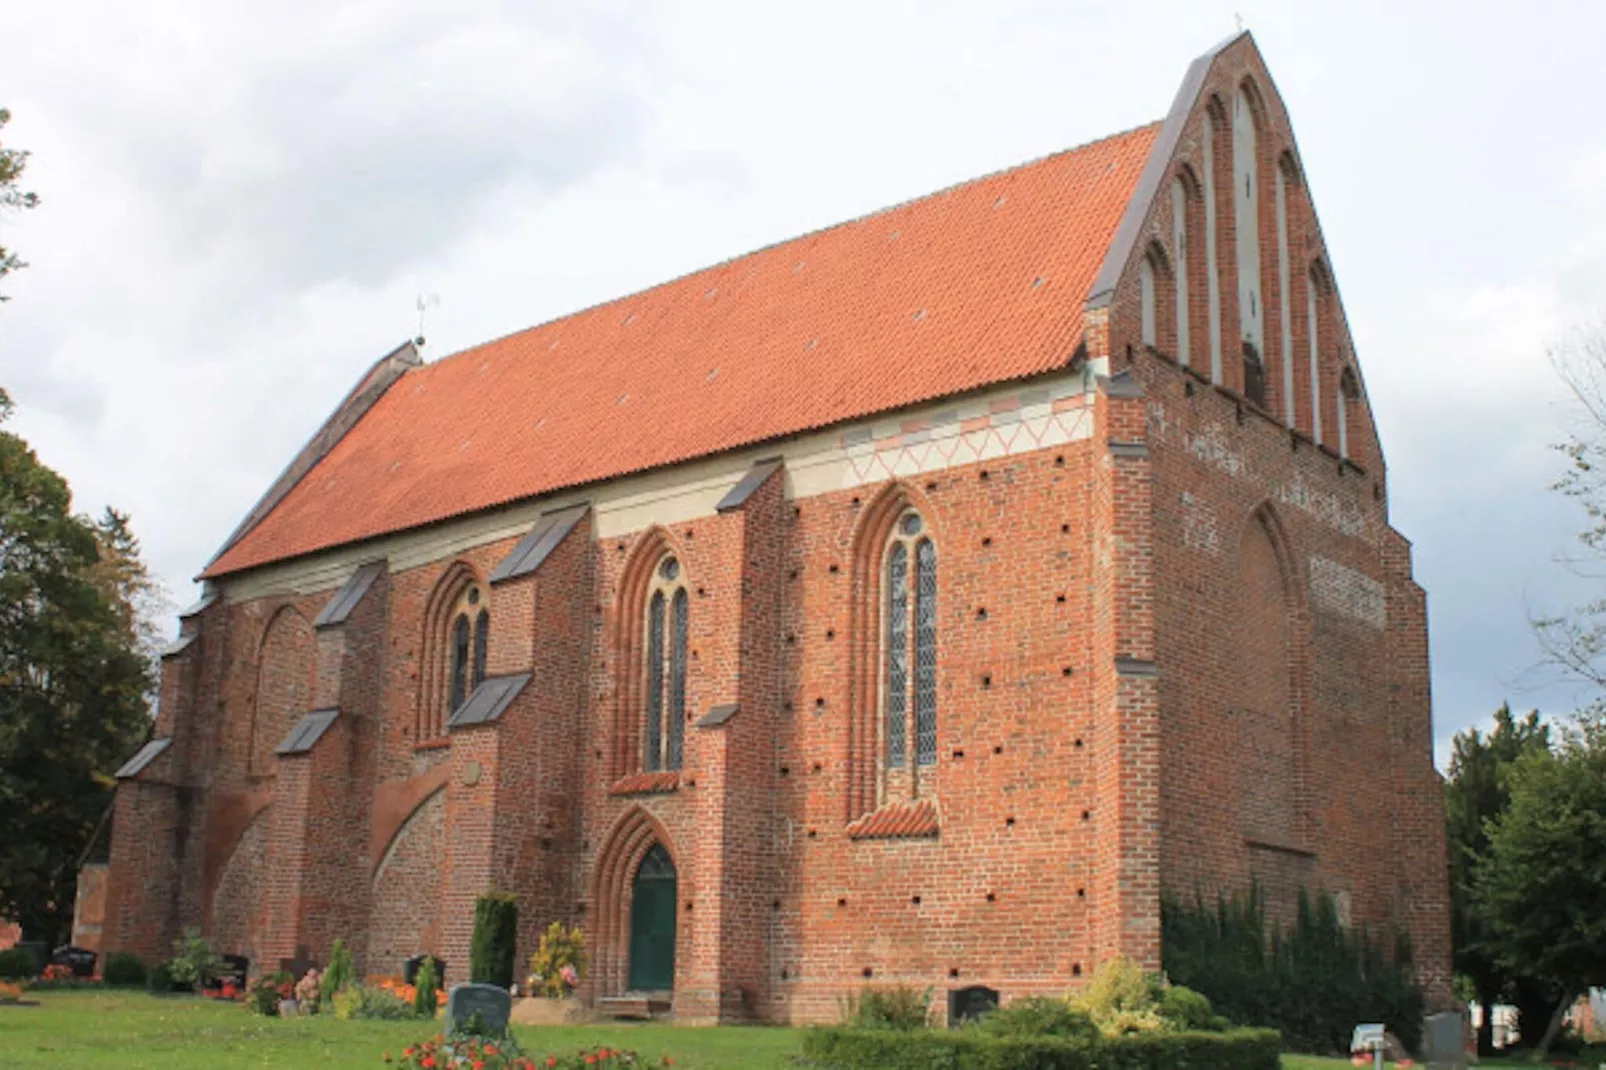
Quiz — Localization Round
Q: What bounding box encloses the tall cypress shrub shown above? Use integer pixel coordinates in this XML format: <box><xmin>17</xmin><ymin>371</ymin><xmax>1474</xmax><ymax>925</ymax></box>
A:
<box><xmin>1162</xmin><ymin>884</ymin><xmax>1424</xmax><ymax>1054</ymax></box>
<box><xmin>469</xmin><ymin>892</ymin><xmax>519</xmax><ymax>988</ymax></box>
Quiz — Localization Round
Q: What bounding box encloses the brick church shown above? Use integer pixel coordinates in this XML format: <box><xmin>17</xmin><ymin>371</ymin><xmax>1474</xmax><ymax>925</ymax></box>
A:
<box><xmin>102</xmin><ymin>33</ymin><xmax>1450</xmax><ymax>1022</ymax></box>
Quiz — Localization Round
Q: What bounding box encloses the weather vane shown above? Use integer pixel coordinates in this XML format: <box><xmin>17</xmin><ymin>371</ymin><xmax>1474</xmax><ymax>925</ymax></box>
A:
<box><xmin>415</xmin><ymin>293</ymin><xmax>440</xmax><ymax>347</ymax></box>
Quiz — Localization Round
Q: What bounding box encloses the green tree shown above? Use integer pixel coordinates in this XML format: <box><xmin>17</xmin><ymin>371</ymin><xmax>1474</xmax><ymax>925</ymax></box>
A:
<box><xmin>0</xmin><ymin>387</ymin><xmax>155</xmax><ymax>945</ymax></box>
<box><xmin>0</xmin><ymin>108</ymin><xmax>39</xmax><ymax>300</ymax></box>
<box><xmin>1473</xmin><ymin>710</ymin><xmax>1606</xmax><ymax>1062</ymax></box>
<box><xmin>1444</xmin><ymin>704</ymin><xmax>1551</xmax><ymax>1054</ymax></box>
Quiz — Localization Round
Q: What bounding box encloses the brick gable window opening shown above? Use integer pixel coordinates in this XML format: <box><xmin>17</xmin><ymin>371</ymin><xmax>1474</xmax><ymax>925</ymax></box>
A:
<box><xmin>881</xmin><ymin>509</ymin><xmax>937</xmax><ymax>804</ymax></box>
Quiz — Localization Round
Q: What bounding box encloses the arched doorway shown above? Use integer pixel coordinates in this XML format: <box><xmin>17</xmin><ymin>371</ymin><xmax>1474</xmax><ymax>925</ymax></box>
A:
<box><xmin>627</xmin><ymin>844</ymin><xmax>676</xmax><ymax>992</ymax></box>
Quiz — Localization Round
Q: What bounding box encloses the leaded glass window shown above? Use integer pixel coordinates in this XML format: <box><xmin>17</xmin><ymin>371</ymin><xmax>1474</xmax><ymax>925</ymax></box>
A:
<box><xmin>884</xmin><ymin>542</ymin><xmax>909</xmax><ymax>768</ymax></box>
<box><xmin>914</xmin><ymin>538</ymin><xmax>937</xmax><ymax>766</ymax></box>
<box><xmin>473</xmin><ymin>609</ymin><xmax>490</xmax><ymax>690</ymax></box>
<box><xmin>668</xmin><ymin>588</ymin><xmax>688</xmax><ymax>769</ymax></box>
<box><xmin>643</xmin><ymin>555</ymin><xmax>689</xmax><ymax>772</ymax></box>
<box><xmin>882</xmin><ymin>510</ymin><xmax>937</xmax><ymax>778</ymax></box>
<box><xmin>450</xmin><ymin>613</ymin><xmax>470</xmax><ymax>714</ymax></box>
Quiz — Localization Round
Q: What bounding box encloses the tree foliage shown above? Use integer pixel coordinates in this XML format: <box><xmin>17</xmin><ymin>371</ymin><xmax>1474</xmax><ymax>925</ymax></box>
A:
<box><xmin>1162</xmin><ymin>884</ymin><xmax>1423</xmax><ymax>1055</ymax></box>
<box><xmin>1444</xmin><ymin>704</ymin><xmax>1553</xmax><ymax>1054</ymax></box>
<box><xmin>0</xmin><ymin>387</ymin><xmax>157</xmax><ymax>945</ymax></box>
<box><xmin>1539</xmin><ymin>321</ymin><xmax>1606</xmax><ymax>689</ymax></box>
<box><xmin>0</xmin><ymin>108</ymin><xmax>39</xmax><ymax>301</ymax></box>
<box><xmin>1473</xmin><ymin>710</ymin><xmax>1606</xmax><ymax>1060</ymax></box>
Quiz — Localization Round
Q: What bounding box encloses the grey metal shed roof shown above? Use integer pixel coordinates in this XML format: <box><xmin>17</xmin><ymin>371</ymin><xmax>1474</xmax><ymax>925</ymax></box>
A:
<box><xmin>716</xmin><ymin>458</ymin><xmax>783</xmax><ymax>512</ymax></box>
<box><xmin>114</xmin><ymin>738</ymin><xmax>172</xmax><ymax>779</ymax></box>
<box><xmin>314</xmin><ymin>561</ymin><xmax>385</xmax><ymax>628</ymax></box>
<box><xmin>448</xmin><ymin>672</ymin><xmax>532</xmax><ymax>728</ymax></box>
<box><xmin>490</xmin><ymin>504</ymin><xmax>589</xmax><ymax>584</ymax></box>
<box><xmin>275</xmin><ymin>709</ymin><xmax>341</xmax><ymax>755</ymax></box>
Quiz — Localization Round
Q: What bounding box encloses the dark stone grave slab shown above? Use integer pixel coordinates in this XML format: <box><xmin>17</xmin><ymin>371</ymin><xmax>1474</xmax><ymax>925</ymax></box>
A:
<box><xmin>948</xmin><ymin>985</ymin><xmax>1000</xmax><ymax>1026</ymax></box>
<box><xmin>404</xmin><ymin>953</ymin><xmax>446</xmax><ymax>986</ymax></box>
<box><xmin>50</xmin><ymin>945</ymin><xmax>97</xmax><ymax>978</ymax></box>
<box><xmin>446</xmin><ymin>982</ymin><xmax>511</xmax><ymax>1037</ymax></box>
<box><xmin>217</xmin><ymin>954</ymin><xmax>249</xmax><ymax>986</ymax></box>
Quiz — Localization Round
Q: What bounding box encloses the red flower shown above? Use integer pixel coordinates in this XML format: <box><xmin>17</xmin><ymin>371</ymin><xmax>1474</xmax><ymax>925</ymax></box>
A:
<box><xmin>422</xmin><ymin>1057</ymin><xmax>436</xmax><ymax>1069</ymax></box>
<box><xmin>484</xmin><ymin>1045</ymin><xmax>498</xmax><ymax>1056</ymax></box>
<box><xmin>547</xmin><ymin>1059</ymin><xmax>557</xmax><ymax>1068</ymax></box>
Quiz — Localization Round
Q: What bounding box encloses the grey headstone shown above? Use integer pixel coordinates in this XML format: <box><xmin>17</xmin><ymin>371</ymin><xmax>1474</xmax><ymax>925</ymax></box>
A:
<box><xmin>1423</xmin><ymin>1011</ymin><xmax>1467</xmax><ymax>1069</ymax></box>
<box><xmin>447</xmin><ymin>982</ymin><xmax>512</xmax><ymax>1037</ymax></box>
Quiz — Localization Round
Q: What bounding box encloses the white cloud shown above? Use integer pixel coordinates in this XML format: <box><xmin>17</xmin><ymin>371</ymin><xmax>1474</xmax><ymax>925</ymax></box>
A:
<box><xmin>2</xmin><ymin>0</ymin><xmax>1606</xmax><ymax>769</ymax></box>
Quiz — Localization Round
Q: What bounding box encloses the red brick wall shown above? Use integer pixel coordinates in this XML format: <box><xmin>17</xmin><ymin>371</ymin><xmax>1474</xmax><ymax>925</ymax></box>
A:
<box><xmin>101</xmin><ymin>35</ymin><xmax>1446</xmax><ymax>1016</ymax></box>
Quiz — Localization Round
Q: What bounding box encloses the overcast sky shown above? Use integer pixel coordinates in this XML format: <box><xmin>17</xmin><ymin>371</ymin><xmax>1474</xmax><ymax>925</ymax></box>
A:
<box><xmin>3</xmin><ymin>0</ymin><xmax>1603</xmax><ymax>765</ymax></box>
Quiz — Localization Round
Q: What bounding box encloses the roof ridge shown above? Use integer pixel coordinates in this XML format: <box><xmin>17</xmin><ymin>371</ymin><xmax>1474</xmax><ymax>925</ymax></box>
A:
<box><xmin>423</xmin><ymin>120</ymin><xmax>1164</xmax><ymax>372</ymax></box>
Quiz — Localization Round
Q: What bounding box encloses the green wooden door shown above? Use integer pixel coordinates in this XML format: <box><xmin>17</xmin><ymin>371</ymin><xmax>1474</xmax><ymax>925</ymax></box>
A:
<box><xmin>628</xmin><ymin>844</ymin><xmax>676</xmax><ymax>991</ymax></box>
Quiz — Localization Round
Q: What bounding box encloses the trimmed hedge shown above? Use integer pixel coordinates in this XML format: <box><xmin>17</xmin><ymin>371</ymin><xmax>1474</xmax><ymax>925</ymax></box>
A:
<box><xmin>801</xmin><ymin>1026</ymin><xmax>1281</xmax><ymax>1070</ymax></box>
<box><xmin>0</xmin><ymin>948</ymin><xmax>33</xmax><ymax>980</ymax></box>
<box><xmin>469</xmin><ymin>891</ymin><xmax>519</xmax><ymax>988</ymax></box>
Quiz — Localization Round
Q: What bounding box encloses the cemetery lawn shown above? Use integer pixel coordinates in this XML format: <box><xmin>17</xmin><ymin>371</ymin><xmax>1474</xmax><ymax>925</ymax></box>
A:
<box><xmin>0</xmin><ymin>989</ymin><xmax>806</xmax><ymax>1069</ymax></box>
<box><xmin>0</xmin><ymin>991</ymin><xmax>1409</xmax><ymax>1069</ymax></box>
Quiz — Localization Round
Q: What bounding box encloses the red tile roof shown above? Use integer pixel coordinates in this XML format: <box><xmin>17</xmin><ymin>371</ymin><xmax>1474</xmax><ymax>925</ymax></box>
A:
<box><xmin>846</xmin><ymin>798</ymin><xmax>940</xmax><ymax>840</ymax></box>
<box><xmin>206</xmin><ymin>124</ymin><xmax>1160</xmax><ymax>577</ymax></box>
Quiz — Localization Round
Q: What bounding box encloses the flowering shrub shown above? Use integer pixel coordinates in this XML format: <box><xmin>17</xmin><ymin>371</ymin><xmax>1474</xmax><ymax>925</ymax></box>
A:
<box><xmin>388</xmin><ymin>1032</ymin><xmax>533</xmax><ymax>1069</ymax></box>
<box><xmin>334</xmin><ymin>984</ymin><xmax>415</xmax><ymax>1020</ymax></box>
<box><xmin>200</xmin><ymin>978</ymin><xmax>242</xmax><ymax>1001</ymax></box>
<box><xmin>293</xmin><ymin>967</ymin><xmax>322</xmax><ymax>1012</ymax></box>
<box><xmin>367</xmin><ymin>975</ymin><xmax>446</xmax><ymax>1013</ymax></box>
<box><xmin>527</xmin><ymin>922</ymin><xmax>586</xmax><ymax>999</ymax></box>
<box><xmin>385</xmin><ymin>1037</ymin><xmax>667</xmax><ymax>1069</ymax></box>
<box><xmin>27</xmin><ymin>963</ymin><xmax>101</xmax><ymax>990</ymax></box>
<box><xmin>246</xmin><ymin>972</ymin><xmax>293</xmax><ymax>1016</ymax></box>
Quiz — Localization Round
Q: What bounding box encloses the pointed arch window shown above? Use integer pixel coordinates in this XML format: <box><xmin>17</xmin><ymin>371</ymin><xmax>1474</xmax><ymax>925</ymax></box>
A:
<box><xmin>643</xmin><ymin>555</ymin><xmax>688</xmax><ymax>772</ymax></box>
<box><xmin>882</xmin><ymin>510</ymin><xmax>937</xmax><ymax>777</ymax></box>
<box><xmin>445</xmin><ymin>584</ymin><xmax>490</xmax><ymax>723</ymax></box>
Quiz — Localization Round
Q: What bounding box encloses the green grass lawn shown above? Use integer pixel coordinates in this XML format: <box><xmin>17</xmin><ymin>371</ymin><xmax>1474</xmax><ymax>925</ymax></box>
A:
<box><xmin>0</xmin><ymin>990</ymin><xmax>805</xmax><ymax>1069</ymax></box>
<box><xmin>0</xmin><ymin>989</ymin><xmax>1425</xmax><ymax>1070</ymax></box>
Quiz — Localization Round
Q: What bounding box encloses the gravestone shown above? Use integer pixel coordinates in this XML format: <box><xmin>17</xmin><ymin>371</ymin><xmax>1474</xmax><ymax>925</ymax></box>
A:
<box><xmin>446</xmin><ymin>982</ymin><xmax>512</xmax><ymax>1037</ymax></box>
<box><xmin>948</xmin><ymin>985</ymin><xmax>1000</xmax><ymax>1026</ymax></box>
<box><xmin>217</xmin><ymin>955</ymin><xmax>249</xmax><ymax>987</ymax></box>
<box><xmin>278</xmin><ymin>945</ymin><xmax>319</xmax><ymax>980</ymax></box>
<box><xmin>1422</xmin><ymin>1011</ymin><xmax>1468</xmax><ymax>1070</ymax></box>
<box><xmin>51</xmin><ymin>945</ymin><xmax>97</xmax><ymax>978</ymax></box>
<box><xmin>405</xmin><ymin>953</ymin><xmax>446</xmax><ymax>987</ymax></box>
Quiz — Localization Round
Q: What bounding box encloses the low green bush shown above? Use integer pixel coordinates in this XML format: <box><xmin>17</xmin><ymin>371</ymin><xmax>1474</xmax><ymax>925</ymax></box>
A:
<box><xmin>102</xmin><ymin>951</ymin><xmax>147</xmax><ymax>987</ymax></box>
<box><xmin>0</xmin><ymin>947</ymin><xmax>34</xmax><ymax>980</ymax></box>
<box><xmin>332</xmin><ymin>983</ymin><xmax>413</xmax><ymax>1020</ymax></box>
<box><xmin>145</xmin><ymin>959</ymin><xmax>177</xmax><ymax>995</ymax></box>
<box><xmin>166</xmin><ymin>927</ymin><xmax>223</xmax><ymax>990</ymax></box>
<box><xmin>975</xmin><ymin>997</ymin><xmax>1099</xmax><ymax>1042</ymax></box>
<box><xmin>802</xmin><ymin>1025</ymin><xmax>1281</xmax><ymax>1070</ymax></box>
<box><xmin>839</xmin><ymin>985</ymin><xmax>932</xmax><ymax>1031</ymax></box>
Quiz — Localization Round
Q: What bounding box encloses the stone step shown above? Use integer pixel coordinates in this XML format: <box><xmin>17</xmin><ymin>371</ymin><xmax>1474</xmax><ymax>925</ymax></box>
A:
<box><xmin>598</xmin><ymin>993</ymin><xmax>672</xmax><ymax>1020</ymax></box>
